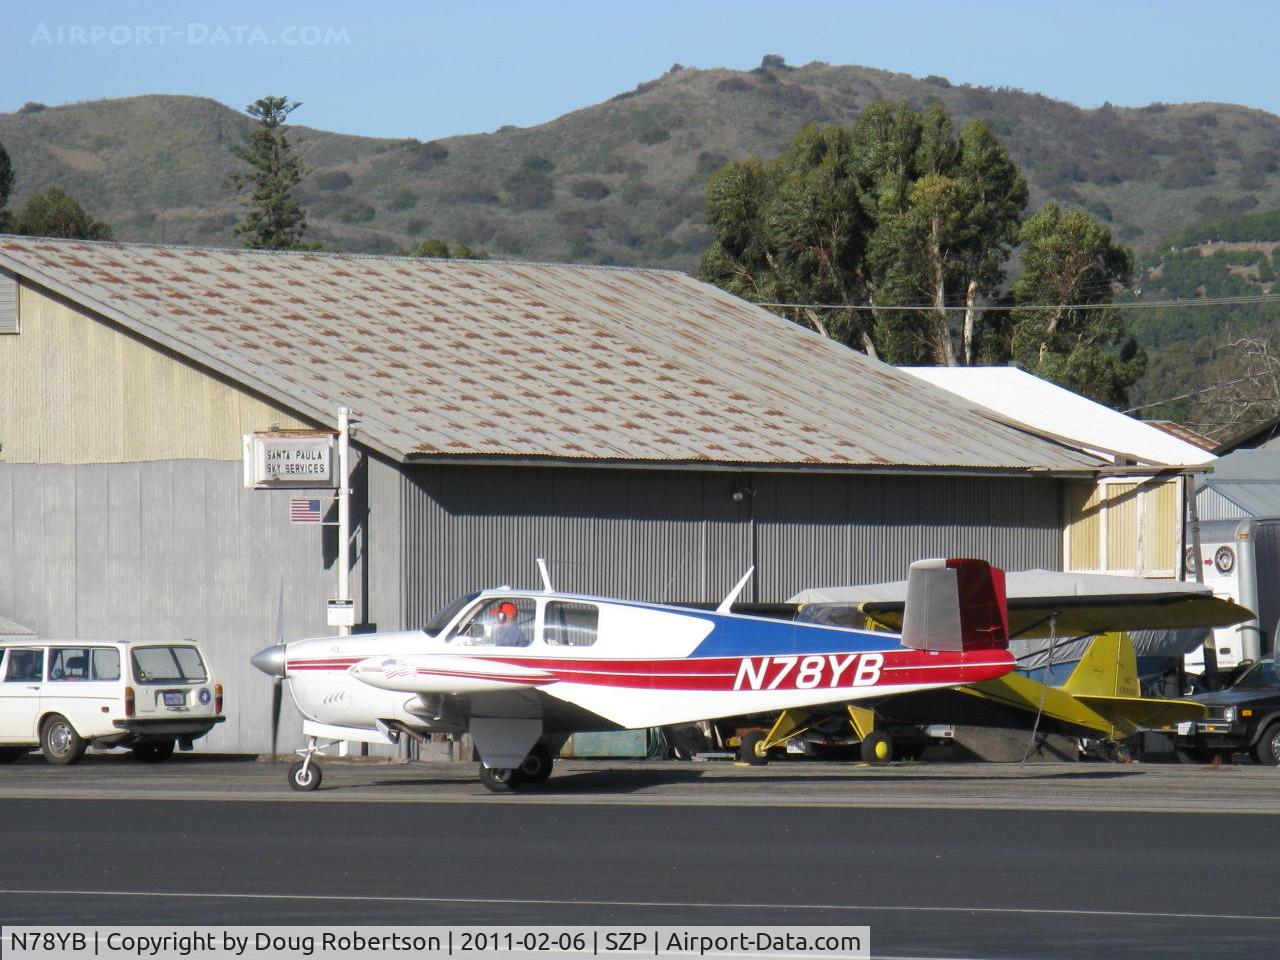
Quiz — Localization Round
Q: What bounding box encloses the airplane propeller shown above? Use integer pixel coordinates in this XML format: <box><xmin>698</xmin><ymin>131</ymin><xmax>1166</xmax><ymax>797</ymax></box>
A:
<box><xmin>249</xmin><ymin>582</ymin><xmax>289</xmax><ymax>763</ymax></box>
<box><xmin>272</xmin><ymin>581</ymin><xmax>285</xmax><ymax>761</ymax></box>
<box><xmin>249</xmin><ymin>641</ymin><xmax>288</xmax><ymax>759</ymax></box>
<box><xmin>270</xmin><ymin>673</ymin><xmax>283</xmax><ymax>760</ymax></box>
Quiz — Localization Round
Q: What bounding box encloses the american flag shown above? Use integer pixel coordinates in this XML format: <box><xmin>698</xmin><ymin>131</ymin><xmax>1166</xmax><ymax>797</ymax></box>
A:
<box><xmin>289</xmin><ymin>498</ymin><xmax>324</xmax><ymax>524</ymax></box>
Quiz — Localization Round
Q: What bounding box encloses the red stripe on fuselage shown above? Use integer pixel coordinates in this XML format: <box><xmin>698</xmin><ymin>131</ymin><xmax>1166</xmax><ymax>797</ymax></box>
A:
<box><xmin>287</xmin><ymin>649</ymin><xmax>1014</xmax><ymax>691</ymax></box>
<box><xmin>412</xmin><ymin>668</ymin><xmax>549</xmax><ymax>686</ymax></box>
<box><xmin>494</xmin><ymin>649</ymin><xmax>1012</xmax><ymax>692</ymax></box>
<box><xmin>287</xmin><ymin>657</ymin><xmax>364</xmax><ymax>672</ymax></box>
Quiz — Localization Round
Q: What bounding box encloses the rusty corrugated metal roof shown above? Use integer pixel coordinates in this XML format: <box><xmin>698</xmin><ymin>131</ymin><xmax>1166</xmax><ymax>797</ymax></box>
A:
<box><xmin>0</xmin><ymin>236</ymin><xmax>1102</xmax><ymax>472</ymax></box>
<box><xmin>1146</xmin><ymin>420</ymin><xmax>1218</xmax><ymax>454</ymax></box>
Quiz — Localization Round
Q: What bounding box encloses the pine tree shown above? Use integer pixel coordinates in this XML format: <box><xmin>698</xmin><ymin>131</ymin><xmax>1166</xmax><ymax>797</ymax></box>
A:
<box><xmin>230</xmin><ymin>96</ymin><xmax>310</xmax><ymax>250</ymax></box>
<box><xmin>0</xmin><ymin>141</ymin><xmax>13</xmax><ymax>231</ymax></box>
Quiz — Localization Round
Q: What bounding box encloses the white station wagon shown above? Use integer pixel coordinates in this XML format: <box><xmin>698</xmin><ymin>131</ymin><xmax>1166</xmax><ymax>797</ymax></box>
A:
<box><xmin>0</xmin><ymin>639</ymin><xmax>224</xmax><ymax>764</ymax></box>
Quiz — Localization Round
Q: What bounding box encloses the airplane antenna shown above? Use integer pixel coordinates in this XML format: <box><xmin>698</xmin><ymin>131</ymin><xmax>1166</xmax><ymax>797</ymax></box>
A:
<box><xmin>715</xmin><ymin>566</ymin><xmax>755</xmax><ymax>614</ymax></box>
<box><xmin>536</xmin><ymin>557</ymin><xmax>554</xmax><ymax>592</ymax></box>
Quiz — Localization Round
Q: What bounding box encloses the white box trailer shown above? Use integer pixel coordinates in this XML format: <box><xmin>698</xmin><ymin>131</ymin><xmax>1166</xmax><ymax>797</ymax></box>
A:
<box><xmin>1185</xmin><ymin>517</ymin><xmax>1280</xmax><ymax>672</ymax></box>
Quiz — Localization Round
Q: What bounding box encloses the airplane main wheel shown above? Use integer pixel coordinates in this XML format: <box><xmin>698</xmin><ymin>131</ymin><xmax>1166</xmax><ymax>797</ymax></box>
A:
<box><xmin>288</xmin><ymin>760</ymin><xmax>322</xmax><ymax>791</ymax></box>
<box><xmin>517</xmin><ymin>743</ymin><xmax>554</xmax><ymax>785</ymax></box>
<box><xmin>860</xmin><ymin>731</ymin><xmax>894</xmax><ymax>764</ymax></box>
<box><xmin>479</xmin><ymin>764</ymin><xmax>519</xmax><ymax>793</ymax></box>
<box><xmin>41</xmin><ymin>715</ymin><xmax>87</xmax><ymax>766</ymax></box>
<box><xmin>738</xmin><ymin>730</ymin><xmax>769</xmax><ymax>765</ymax></box>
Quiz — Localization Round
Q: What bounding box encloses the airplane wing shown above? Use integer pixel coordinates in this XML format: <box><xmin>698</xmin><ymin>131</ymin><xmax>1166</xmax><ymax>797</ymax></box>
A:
<box><xmin>1071</xmin><ymin>694</ymin><xmax>1206</xmax><ymax>735</ymax></box>
<box><xmin>352</xmin><ymin>651</ymin><xmax>1013</xmax><ymax>731</ymax></box>
<box><xmin>793</xmin><ymin>569</ymin><xmax>1254</xmax><ymax>639</ymax></box>
<box><xmin>958</xmin><ymin>631</ymin><xmax>1207</xmax><ymax>738</ymax></box>
<box><xmin>958</xmin><ymin>673</ymin><xmax>1115</xmax><ymax>736</ymax></box>
<box><xmin>831</xmin><ymin>593</ymin><xmax>1253</xmax><ymax>639</ymax></box>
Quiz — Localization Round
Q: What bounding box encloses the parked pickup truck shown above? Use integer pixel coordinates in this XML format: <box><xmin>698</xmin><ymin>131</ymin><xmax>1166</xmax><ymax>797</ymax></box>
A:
<box><xmin>0</xmin><ymin>639</ymin><xmax>224</xmax><ymax>764</ymax></box>
<box><xmin>1174</xmin><ymin>658</ymin><xmax>1280</xmax><ymax>764</ymax></box>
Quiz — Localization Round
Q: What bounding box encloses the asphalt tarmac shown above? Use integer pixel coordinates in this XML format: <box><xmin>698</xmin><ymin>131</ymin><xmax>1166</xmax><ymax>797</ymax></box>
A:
<box><xmin>0</xmin><ymin>754</ymin><xmax>1276</xmax><ymax>960</ymax></box>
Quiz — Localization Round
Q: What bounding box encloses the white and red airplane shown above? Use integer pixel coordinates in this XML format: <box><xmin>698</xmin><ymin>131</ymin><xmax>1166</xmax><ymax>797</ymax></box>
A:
<box><xmin>252</xmin><ymin>558</ymin><xmax>1014</xmax><ymax>792</ymax></box>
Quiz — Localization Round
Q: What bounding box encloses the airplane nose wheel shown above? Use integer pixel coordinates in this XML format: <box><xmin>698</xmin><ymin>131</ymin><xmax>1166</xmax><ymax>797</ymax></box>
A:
<box><xmin>288</xmin><ymin>737</ymin><xmax>323</xmax><ymax>791</ymax></box>
<box><xmin>289</xmin><ymin>759</ymin><xmax>322</xmax><ymax>791</ymax></box>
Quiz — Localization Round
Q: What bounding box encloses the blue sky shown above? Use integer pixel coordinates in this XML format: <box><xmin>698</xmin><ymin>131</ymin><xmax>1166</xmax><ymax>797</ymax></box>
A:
<box><xmin>4</xmin><ymin>1</ymin><xmax>1278</xmax><ymax>140</ymax></box>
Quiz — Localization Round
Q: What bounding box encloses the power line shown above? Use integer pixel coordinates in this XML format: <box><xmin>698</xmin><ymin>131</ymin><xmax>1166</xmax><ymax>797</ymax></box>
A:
<box><xmin>1122</xmin><ymin>372</ymin><xmax>1277</xmax><ymax>414</ymax></box>
<box><xmin>757</xmin><ymin>293</ymin><xmax>1280</xmax><ymax>313</ymax></box>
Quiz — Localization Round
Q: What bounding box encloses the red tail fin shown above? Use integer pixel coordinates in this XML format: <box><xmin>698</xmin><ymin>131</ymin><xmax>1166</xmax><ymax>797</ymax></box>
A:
<box><xmin>900</xmin><ymin>558</ymin><xmax>1009</xmax><ymax>652</ymax></box>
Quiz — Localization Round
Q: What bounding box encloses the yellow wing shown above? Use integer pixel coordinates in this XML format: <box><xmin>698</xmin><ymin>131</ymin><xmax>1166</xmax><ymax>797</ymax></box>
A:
<box><xmin>961</xmin><ymin>632</ymin><xmax>1206</xmax><ymax>738</ymax></box>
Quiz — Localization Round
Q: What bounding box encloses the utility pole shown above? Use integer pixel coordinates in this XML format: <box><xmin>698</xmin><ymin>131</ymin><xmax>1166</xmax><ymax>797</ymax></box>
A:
<box><xmin>337</xmin><ymin>406</ymin><xmax>352</xmax><ymax>638</ymax></box>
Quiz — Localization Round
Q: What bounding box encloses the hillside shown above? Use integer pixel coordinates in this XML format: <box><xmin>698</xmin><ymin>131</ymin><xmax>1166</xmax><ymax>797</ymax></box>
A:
<box><xmin>1122</xmin><ymin>208</ymin><xmax>1280</xmax><ymax>436</ymax></box>
<box><xmin>4</xmin><ymin>62</ymin><xmax>1280</xmax><ymax>273</ymax></box>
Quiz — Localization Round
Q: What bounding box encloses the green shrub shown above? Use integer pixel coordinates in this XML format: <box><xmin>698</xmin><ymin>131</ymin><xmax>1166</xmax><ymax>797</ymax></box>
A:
<box><xmin>387</xmin><ymin>188</ymin><xmax>418</xmax><ymax>211</ymax></box>
<box><xmin>314</xmin><ymin>170</ymin><xmax>353</xmax><ymax>191</ymax></box>
<box><xmin>638</xmin><ymin>127</ymin><xmax>670</xmax><ymax>145</ymax></box>
<box><xmin>405</xmin><ymin>141</ymin><xmax>449</xmax><ymax>171</ymax></box>
<box><xmin>504</xmin><ymin>156</ymin><xmax>555</xmax><ymax>209</ymax></box>
<box><xmin>337</xmin><ymin>199</ymin><xmax>375</xmax><ymax>223</ymax></box>
<box><xmin>571</xmin><ymin>178</ymin><xmax>610</xmax><ymax>201</ymax></box>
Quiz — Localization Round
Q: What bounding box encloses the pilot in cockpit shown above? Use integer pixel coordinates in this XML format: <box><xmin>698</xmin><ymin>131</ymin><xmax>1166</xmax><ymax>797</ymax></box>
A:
<box><xmin>488</xmin><ymin>601</ymin><xmax>530</xmax><ymax>646</ymax></box>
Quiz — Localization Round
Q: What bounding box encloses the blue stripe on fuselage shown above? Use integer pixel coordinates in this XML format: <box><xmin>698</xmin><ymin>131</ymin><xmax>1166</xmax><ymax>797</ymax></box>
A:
<box><xmin>688</xmin><ymin>613</ymin><xmax>898</xmax><ymax>657</ymax></box>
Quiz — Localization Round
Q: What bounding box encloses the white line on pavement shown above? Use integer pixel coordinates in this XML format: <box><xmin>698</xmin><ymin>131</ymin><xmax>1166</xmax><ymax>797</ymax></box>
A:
<box><xmin>1</xmin><ymin>889</ymin><xmax>1278</xmax><ymax>923</ymax></box>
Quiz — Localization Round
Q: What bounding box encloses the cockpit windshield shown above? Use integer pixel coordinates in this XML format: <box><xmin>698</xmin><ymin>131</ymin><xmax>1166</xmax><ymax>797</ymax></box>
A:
<box><xmin>421</xmin><ymin>592</ymin><xmax>480</xmax><ymax>637</ymax></box>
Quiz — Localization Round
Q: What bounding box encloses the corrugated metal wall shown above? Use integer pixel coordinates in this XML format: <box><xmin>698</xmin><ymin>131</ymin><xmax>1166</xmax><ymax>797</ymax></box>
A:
<box><xmin>0</xmin><ymin>456</ymin><xmax>1063</xmax><ymax>753</ymax></box>
<box><xmin>1065</xmin><ymin>477</ymin><xmax>1182</xmax><ymax>576</ymax></box>
<box><xmin>392</xmin><ymin>462</ymin><xmax>1063</xmax><ymax>625</ymax></box>
<box><xmin>0</xmin><ymin>461</ymin><xmax>337</xmax><ymax>754</ymax></box>
<box><xmin>0</xmin><ymin>270</ymin><xmax>16</xmax><ymax>335</ymax></box>
<box><xmin>751</xmin><ymin>472</ymin><xmax>1062</xmax><ymax>597</ymax></box>
<box><xmin>0</xmin><ymin>284</ymin><xmax>309</xmax><ymax>464</ymax></box>
<box><xmin>1197</xmin><ymin>487</ymin><xmax>1252</xmax><ymax>522</ymax></box>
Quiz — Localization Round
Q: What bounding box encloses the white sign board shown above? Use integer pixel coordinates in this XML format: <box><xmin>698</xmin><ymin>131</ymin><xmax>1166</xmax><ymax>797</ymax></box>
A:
<box><xmin>243</xmin><ymin>432</ymin><xmax>337</xmax><ymax>489</ymax></box>
<box><xmin>327</xmin><ymin>599</ymin><xmax>356</xmax><ymax>628</ymax></box>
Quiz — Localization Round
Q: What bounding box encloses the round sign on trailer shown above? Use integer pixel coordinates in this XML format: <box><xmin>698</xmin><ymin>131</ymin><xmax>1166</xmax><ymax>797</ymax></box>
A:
<box><xmin>1215</xmin><ymin>546</ymin><xmax>1235</xmax><ymax>575</ymax></box>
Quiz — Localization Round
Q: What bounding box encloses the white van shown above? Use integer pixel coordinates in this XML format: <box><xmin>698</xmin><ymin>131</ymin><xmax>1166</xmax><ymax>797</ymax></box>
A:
<box><xmin>0</xmin><ymin>639</ymin><xmax>224</xmax><ymax>764</ymax></box>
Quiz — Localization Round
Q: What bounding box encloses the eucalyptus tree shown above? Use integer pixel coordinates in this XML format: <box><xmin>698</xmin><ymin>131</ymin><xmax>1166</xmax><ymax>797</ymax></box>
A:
<box><xmin>1008</xmin><ymin>203</ymin><xmax>1145</xmax><ymax>406</ymax></box>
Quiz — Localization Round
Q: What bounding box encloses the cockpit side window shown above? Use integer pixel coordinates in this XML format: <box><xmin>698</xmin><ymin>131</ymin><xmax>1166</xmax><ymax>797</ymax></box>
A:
<box><xmin>450</xmin><ymin>598</ymin><xmax>536</xmax><ymax>647</ymax></box>
<box><xmin>543</xmin><ymin>602</ymin><xmax>599</xmax><ymax>647</ymax></box>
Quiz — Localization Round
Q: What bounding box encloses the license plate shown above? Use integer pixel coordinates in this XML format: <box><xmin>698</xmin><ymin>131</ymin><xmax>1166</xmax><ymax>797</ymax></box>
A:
<box><xmin>163</xmin><ymin>692</ymin><xmax>186</xmax><ymax>707</ymax></box>
<box><xmin>1176</xmin><ymin>721</ymin><xmax>1194</xmax><ymax>735</ymax></box>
